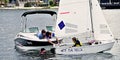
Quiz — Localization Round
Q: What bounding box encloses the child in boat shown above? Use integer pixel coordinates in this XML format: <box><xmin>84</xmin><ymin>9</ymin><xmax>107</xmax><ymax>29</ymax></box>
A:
<box><xmin>46</xmin><ymin>31</ymin><xmax>59</xmax><ymax>45</ymax></box>
<box><xmin>37</xmin><ymin>29</ymin><xmax>46</xmax><ymax>39</ymax></box>
<box><xmin>72</xmin><ymin>37</ymin><xmax>82</xmax><ymax>47</ymax></box>
<box><xmin>88</xmin><ymin>40</ymin><xmax>100</xmax><ymax>45</ymax></box>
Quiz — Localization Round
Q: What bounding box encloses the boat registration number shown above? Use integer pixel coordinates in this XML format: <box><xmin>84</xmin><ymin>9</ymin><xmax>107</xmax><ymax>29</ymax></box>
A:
<box><xmin>61</xmin><ymin>48</ymin><xmax>83</xmax><ymax>52</ymax></box>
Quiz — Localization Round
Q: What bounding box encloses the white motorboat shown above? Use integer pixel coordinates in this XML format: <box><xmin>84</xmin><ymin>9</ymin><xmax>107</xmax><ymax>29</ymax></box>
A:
<box><xmin>53</xmin><ymin>0</ymin><xmax>115</xmax><ymax>55</ymax></box>
<box><xmin>14</xmin><ymin>10</ymin><xmax>63</xmax><ymax>51</ymax></box>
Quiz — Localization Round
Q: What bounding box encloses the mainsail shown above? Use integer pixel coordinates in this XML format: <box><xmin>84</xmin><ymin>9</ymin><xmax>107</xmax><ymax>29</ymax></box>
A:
<box><xmin>55</xmin><ymin>0</ymin><xmax>114</xmax><ymax>41</ymax></box>
<box><xmin>55</xmin><ymin>0</ymin><xmax>91</xmax><ymax>37</ymax></box>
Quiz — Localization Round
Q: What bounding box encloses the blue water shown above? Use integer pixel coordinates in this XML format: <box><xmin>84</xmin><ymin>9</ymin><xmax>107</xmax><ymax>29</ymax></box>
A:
<box><xmin>0</xmin><ymin>9</ymin><xmax>120</xmax><ymax>60</ymax></box>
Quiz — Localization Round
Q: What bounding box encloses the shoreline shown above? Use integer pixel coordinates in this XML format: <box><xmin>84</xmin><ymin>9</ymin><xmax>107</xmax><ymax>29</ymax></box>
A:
<box><xmin>0</xmin><ymin>6</ymin><xmax>58</xmax><ymax>10</ymax></box>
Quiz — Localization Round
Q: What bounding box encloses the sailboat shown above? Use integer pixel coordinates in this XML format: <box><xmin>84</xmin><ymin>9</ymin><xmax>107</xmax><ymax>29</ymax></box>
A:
<box><xmin>14</xmin><ymin>10</ymin><xmax>63</xmax><ymax>52</ymax></box>
<box><xmin>53</xmin><ymin>0</ymin><xmax>115</xmax><ymax>54</ymax></box>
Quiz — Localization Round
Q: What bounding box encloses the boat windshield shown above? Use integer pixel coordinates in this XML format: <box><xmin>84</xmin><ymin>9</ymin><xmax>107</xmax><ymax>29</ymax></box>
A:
<box><xmin>26</xmin><ymin>27</ymin><xmax>39</xmax><ymax>33</ymax></box>
<box><xmin>21</xmin><ymin>13</ymin><xmax>57</xmax><ymax>33</ymax></box>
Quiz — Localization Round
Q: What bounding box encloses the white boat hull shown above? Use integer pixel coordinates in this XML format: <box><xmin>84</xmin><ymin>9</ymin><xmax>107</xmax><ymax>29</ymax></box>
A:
<box><xmin>55</xmin><ymin>42</ymin><xmax>114</xmax><ymax>55</ymax></box>
<box><xmin>15</xmin><ymin>45</ymin><xmax>53</xmax><ymax>52</ymax></box>
<box><xmin>14</xmin><ymin>33</ymin><xmax>63</xmax><ymax>51</ymax></box>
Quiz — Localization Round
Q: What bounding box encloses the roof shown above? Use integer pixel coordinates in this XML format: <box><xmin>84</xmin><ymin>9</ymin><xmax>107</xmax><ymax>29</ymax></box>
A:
<box><xmin>21</xmin><ymin>10</ymin><xmax>57</xmax><ymax>17</ymax></box>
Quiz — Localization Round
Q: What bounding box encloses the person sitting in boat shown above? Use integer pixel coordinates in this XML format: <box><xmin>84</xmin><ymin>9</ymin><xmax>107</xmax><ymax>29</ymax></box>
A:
<box><xmin>37</xmin><ymin>29</ymin><xmax>46</xmax><ymax>39</ymax></box>
<box><xmin>72</xmin><ymin>37</ymin><xmax>82</xmax><ymax>47</ymax></box>
<box><xmin>88</xmin><ymin>40</ymin><xmax>100</xmax><ymax>45</ymax></box>
<box><xmin>46</xmin><ymin>31</ymin><xmax>59</xmax><ymax>45</ymax></box>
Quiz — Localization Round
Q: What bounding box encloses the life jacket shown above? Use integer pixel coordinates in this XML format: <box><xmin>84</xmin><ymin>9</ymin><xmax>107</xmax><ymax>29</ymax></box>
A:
<box><xmin>73</xmin><ymin>40</ymin><xmax>82</xmax><ymax>47</ymax></box>
<box><xmin>76</xmin><ymin>42</ymin><xmax>82</xmax><ymax>47</ymax></box>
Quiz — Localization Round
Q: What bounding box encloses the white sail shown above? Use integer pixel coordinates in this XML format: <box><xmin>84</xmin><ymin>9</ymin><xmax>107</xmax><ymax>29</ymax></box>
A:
<box><xmin>54</xmin><ymin>0</ymin><xmax>115</xmax><ymax>55</ymax></box>
<box><xmin>91</xmin><ymin>0</ymin><xmax>114</xmax><ymax>40</ymax></box>
<box><xmin>55</xmin><ymin>0</ymin><xmax>91</xmax><ymax>37</ymax></box>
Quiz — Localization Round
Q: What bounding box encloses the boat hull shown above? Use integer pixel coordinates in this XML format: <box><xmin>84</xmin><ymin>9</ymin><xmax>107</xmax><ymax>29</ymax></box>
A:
<box><xmin>15</xmin><ymin>45</ymin><xmax>53</xmax><ymax>52</ymax></box>
<box><xmin>55</xmin><ymin>42</ymin><xmax>114</xmax><ymax>55</ymax></box>
<box><xmin>14</xmin><ymin>38</ymin><xmax>62</xmax><ymax>52</ymax></box>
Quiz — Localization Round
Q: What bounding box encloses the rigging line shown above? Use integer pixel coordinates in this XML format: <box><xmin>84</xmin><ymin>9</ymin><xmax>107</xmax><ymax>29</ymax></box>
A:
<box><xmin>89</xmin><ymin>0</ymin><xmax>95</xmax><ymax>39</ymax></box>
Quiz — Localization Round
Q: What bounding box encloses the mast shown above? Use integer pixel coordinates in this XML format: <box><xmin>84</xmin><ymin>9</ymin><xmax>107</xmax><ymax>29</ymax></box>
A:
<box><xmin>89</xmin><ymin>0</ymin><xmax>95</xmax><ymax>39</ymax></box>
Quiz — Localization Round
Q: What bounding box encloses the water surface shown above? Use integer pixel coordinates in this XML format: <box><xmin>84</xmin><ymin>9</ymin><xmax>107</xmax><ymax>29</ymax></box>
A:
<box><xmin>0</xmin><ymin>9</ymin><xmax>120</xmax><ymax>60</ymax></box>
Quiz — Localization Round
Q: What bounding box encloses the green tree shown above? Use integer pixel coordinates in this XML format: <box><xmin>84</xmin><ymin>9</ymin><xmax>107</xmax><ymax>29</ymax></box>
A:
<box><xmin>4</xmin><ymin>0</ymin><xmax>9</xmax><ymax>4</ymax></box>
<box><xmin>4</xmin><ymin>0</ymin><xmax>9</xmax><ymax>6</ymax></box>
<box><xmin>4</xmin><ymin>0</ymin><xmax>9</xmax><ymax>3</ymax></box>
<box><xmin>49</xmin><ymin>0</ymin><xmax>54</xmax><ymax>7</ymax></box>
